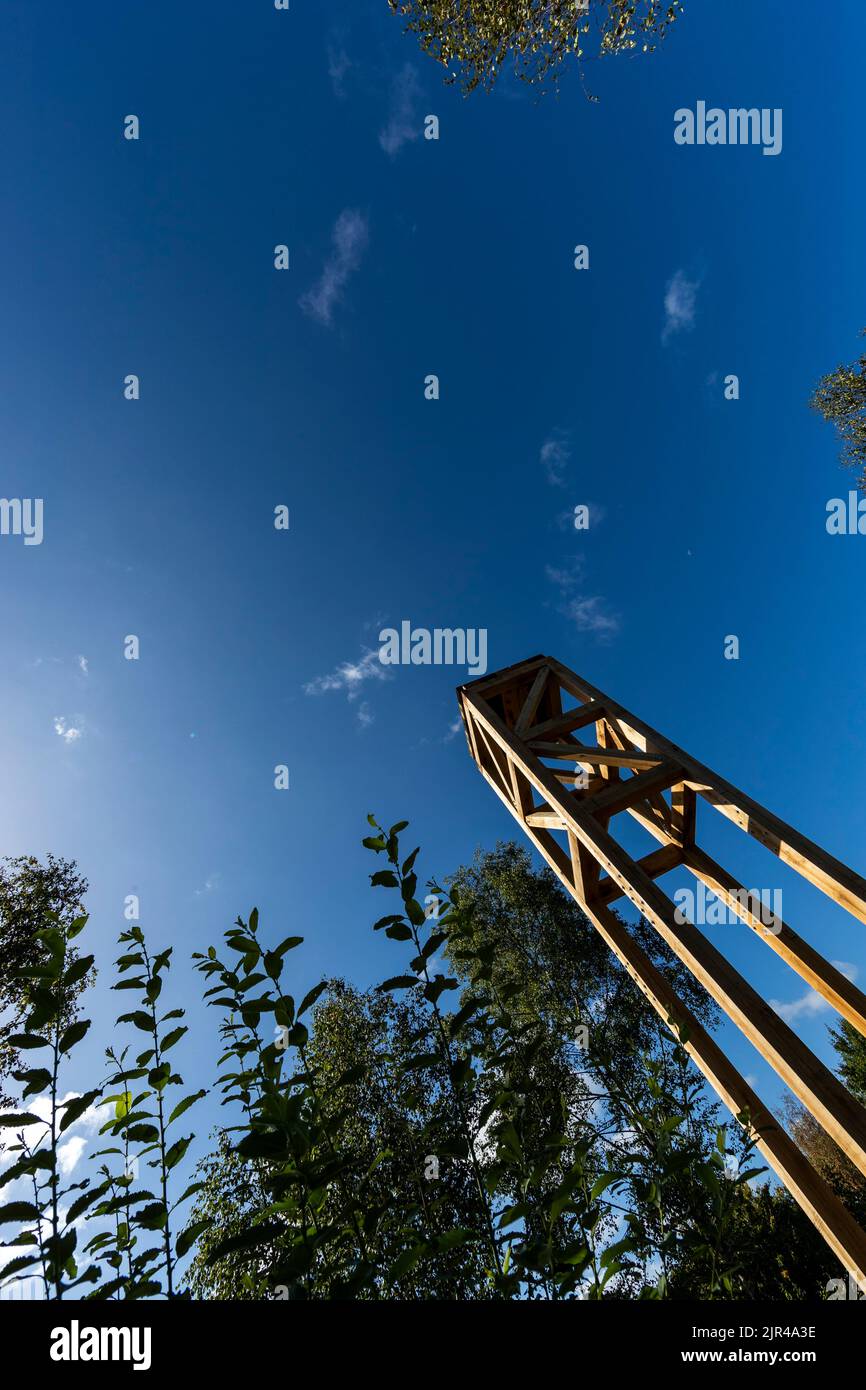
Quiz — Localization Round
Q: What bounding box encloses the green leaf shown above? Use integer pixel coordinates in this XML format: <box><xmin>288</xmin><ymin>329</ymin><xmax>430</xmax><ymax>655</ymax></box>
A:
<box><xmin>176</xmin><ymin>1219</ymin><xmax>212</xmax><ymax>1259</ymax></box>
<box><xmin>422</xmin><ymin>976</ymin><xmax>458</xmax><ymax>1004</ymax></box>
<box><xmin>204</xmin><ymin>1222</ymin><xmax>284</xmax><ymax>1266</ymax></box>
<box><xmin>59</xmin><ymin>1090</ymin><xmax>101</xmax><ymax>1134</ymax></box>
<box><xmin>405</xmin><ymin>898</ymin><xmax>426</xmax><ymax>927</ymax></box>
<box><xmin>5</xmin><ymin>1034</ymin><xmax>50</xmax><ymax>1050</ymax></box>
<box><xmin>384</xmin><ymin>923</ymin><xmax>413</xmax><ymax>941</ymax></box>
<box><xmin>275</xmin><ymin>936</ymin><xmax>304</xmax><ymax>957</ymax></box>
<box><xmin>236</xmin><ymin>1131</ymin><xmax>287</xmax><ymax>1161</ymax></box>
<box><xmin>168</xmin><ymin>1090</ymin><xmax>206</xmax><ymax>1125</ymax></box>
<box><xmin>0</xmin><ymin>1153</ymin><xmax>53</xmax><ymax>1190</ymax></box>
<box><xmin>370</xmin><ymin>871</ymin><xmax>399</xmax><ymax>889</ymax></box>
<box><xmin>126</xmin><ymin>1124</ymin><xmax>159</xmax><ymax>1144</ymax></box>
<box><xmin>175</xmin><ymin>1180</ymin><xmax>206</xmax><ymax>1207</ymax></box>
<box><xmin>449</xmin><ymin>997</ymin><xmax>485</xmax><ymax>1035</ymax></box>
<box><xmin>0</xmin><ymin>1113</ymin><xmax>43</xmax><ymax>1128</ymax></box>
<box><xmin>0</xmin><ymin>1201</ymin><xmax>40</xmax><ymax>1223</ymax></box>
<box><xmin>263</xmin><ymin>950</ymin><xmax>283</xmax><ymax>981</ymax></box>
<box><xmin>164</xmin><ymin>1136</ymin><xmax>192</xmax><ymax>1171</ymax></box>
<box><xmin>419</xmin><ymin>931</ymin><xmax>447</xmax><ymax>960</ymax></box>
<box><xmin>58</xmin><ymin>1020</ymin><xmax>90</xmax><ymax>1054</ymax></box>
<box><xmin>66</xmin><ymin>1187</ymin><xmax>105</xmax><ymax>1225</ymax></box>
<box><xmin>115</xmin><ymin>953</ymin><xmax>144</xmax><ymax>969</ymax></box>
<box><xmin>377</xmin><ymin>976</ymin><xmax>419</xmax><ymax>992</ymax></box>
<box><xmin>137</xmin><ymin>1202</ymin><xmax>168</xmax><ymax>1231</ymax></box>
<box><xmin>297</xmin><ymin>981</ymin><xmax>328</xmax><ymax>1017</ymax></box>
<box><xmin>388</xmin><ymin>1241</ymin><xmax>429</xmax><ymax>1279</ymax></box>
<box><xmin>160</xmin><ymin>1026</ymin><xmax>187</xmax><ymax>1053</ymax></box>
<box><xmin>63</xmin><ymin>954</ymin><xmax>94</xmax><ymax>988</ymax></box>
<box><xmin>16</xmin><ymin>1068</ymin><xmax>52</xmax><ymax>1098</ymax></box>
<box><xmin>274</xmin><ymin>997</ymin><xmax>295</xmax><ymax>1028</ymax></box>
<box><xmin>0</xmin><ymin>1252</ymin><xmax>40</xmax><ymax>1278</ymax></box>
<box><xmin>67</xmin><ymin>914</ymin><xmax>88</xmax><ymax>941</ymax></box>
<box><xmin>401</xmin><ymin>873</ymin><xmax>418</xmax><ymax>902</ymax></box>
<box><xmin>372</xmin><ymin>915</ymin><xmax>404</xmax><ymax>931</ymax></box>
<box><xmin>117</xmin><ymin>1011</ymin><xmax>153</xmax><ymax>1034</ymax></box>
<box><xmin>590</xmin><ymin>1171</ymin><xmax>628</xmax><ymax>1201</ymax></box>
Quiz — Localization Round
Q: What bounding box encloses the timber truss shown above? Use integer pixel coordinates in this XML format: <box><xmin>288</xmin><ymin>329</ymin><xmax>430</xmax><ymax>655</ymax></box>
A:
<box><xmin>457</xmin><ymin>654</ymin><xmax>866</xmax><ymax>1285</ymax></box>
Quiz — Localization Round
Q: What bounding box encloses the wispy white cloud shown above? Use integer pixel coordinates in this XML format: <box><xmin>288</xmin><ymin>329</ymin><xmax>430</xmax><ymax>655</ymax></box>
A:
<box><xmin>304</xmin><ymin>647</ymin><xmax>390</xmax><ymax>703</ymax></box>
<box><xmin>379</xmin><ymin>63</ymin><xmax>422</xmax><ymax>157</ymax></box>
<box><xmin>195</xmin><ymin>873</ymin><xmax>222</xmax><ymax>898</ymax></box>
<box><xmin>565</xmin><ymin>596</ymin><xmax>620</xmax><ymax>638</ymax></box>
<box><xmin>771</xmin><ymin>961</ymin><xmax>858</xmax><ymax>1024</ymax></box>
<box><xmin>546</xmin><ymin>557</ymin><xmax>620</xmax><ymax>641</ymax></box>
<box><xmin>662</xmin><ymin>268</ymin><xmax>700</xmax><ymax>343</ymax></box>
<box><xmin>444</xmin><ymin>716</ymin><xmax>462</xmax><ymax>743</ymax></box>
<box><xmin>77</xmin><ymin>655</ymin><xmax>88</xmax><ymax>675</ymax></box>
<box><xmin>546</xmin><ymin>557</ymin><xmax>586</xmax><ymax>590</ymax></box>
<box><xmin>53</xmin><ymin>716</ymin><xmax>83</xmax><ymax>744</ymax></box>
<box><xmin>299</xmin><ymin>208</ymin><xmax>369</xmax><ymax>328</ymax></box>
<box><xmin>356</xmin><ymin>701</ymin><xmax>374</xmax><ymax>729</ymax></box>
<box><xmin>540</xmin><ymin>432</ymin><xmax>571</xmax><ymax>487</ymax></box>
<box><xmin>327</xmin><ymin>44</ymin><xmax>352</xmax><ymax>99</ymax></box>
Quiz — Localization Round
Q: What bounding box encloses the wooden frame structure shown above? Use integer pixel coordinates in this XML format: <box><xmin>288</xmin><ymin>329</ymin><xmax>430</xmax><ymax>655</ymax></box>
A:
<box><xmin>457</xmin><ymin>654</ymin><xmax>866</xmax><ymax>1285</ymax></box>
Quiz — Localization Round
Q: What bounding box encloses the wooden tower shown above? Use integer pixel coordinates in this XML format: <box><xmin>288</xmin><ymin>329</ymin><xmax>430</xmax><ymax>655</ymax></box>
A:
<box><xmin>457</xmin><ymin>654</ymin><xmax>866</xmax><ymax>1285</ymax></box>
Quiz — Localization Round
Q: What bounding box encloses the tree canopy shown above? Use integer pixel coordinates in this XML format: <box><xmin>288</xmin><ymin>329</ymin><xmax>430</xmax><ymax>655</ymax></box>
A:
<box><xmin>1</xmin><ymin>825</ymin><xmax>860</xmax><ymax>1300</ymax></box>
<box><xmin>388</xmin><ymin>0</ymin><xmax>685</xmax><ymax>96</ymax></box>
<box><xmin>0</xmin><ymin>854</ymin><xmax>90</xmax><ymax>1109</ymax></box>
<box><xmin>810</xmin><ymin>330</ymin><xmax>866</xmax><ymax>490</ymax></box>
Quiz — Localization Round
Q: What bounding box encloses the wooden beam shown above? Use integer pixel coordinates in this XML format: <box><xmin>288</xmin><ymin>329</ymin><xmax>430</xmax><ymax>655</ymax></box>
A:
<box><xmin>597</xmin><ymin>843</ymin><xmax>685</xmax><ymax>905</ymax></box>
<box><xmin>617</xmin><ymin>798</ymin><xmax>866</xmax><ymax>1038</ymax></box>
<box><xmin>472</xmin><ymin>715</ymin><xmax>515</xmax><ymax>805</ymax></box>
<box><xmin>686</xmin><ymin>846</ymin><xmax>866</xmax><ymax>1039</ymax></box>
<box><xmin>523</xmin><ymin>698</ymin><xmax>606</xmax><ymax>742</ymax></box>
<box><xmin>670</xmin><ymin>781</ymin><xmax>697</xmax><ymax>848</ymax></box>
<box><xmin>545</xmin><ymin>658</ymin><xmax>866</xmax><ymax>926</ymax></box>
<box><xmin>466</xmin><ymin>742</ymin><xmax>866</xmax><ymax>1289</ymax></box>
<box><xmin>514</xmin><ymin>665</ymin><xmax>551</xmax><ymax>736</ymax></box>
<box><xmin>526</xmin><ymin>807</ymin><xmax>567</xmax><ymax>829</ymax></box>
<box><xmin>458</xmin><ymin>656</ymin><xmax>866</xmax><ymax>1281</ymax></box>
<box><xmin>461</xmin><ymin>654</ymin><xmax>547</xmax><ymax>702</ymax></box>
<box><xmin>596</xmin><ymin>717</ymin><xmax>621</xmax><ymax>783</ymax></box>
<box><xmin>529</xmin><ymin>742</ymin><xmax>664</xmax><ymax>770</ymax></box>
<box><xmin>582</xmin><ymin>764</ymin><xmax>681</xmax><ymax>818</ymax></box>
<box><xmin>465</xmin><ymin>690</ymin><xmax>866</xmax><ymax>1182</ymax></box>
<box><xmin>568</xmin><ymin>828</ymin><xmax>602</xmax><ymax>905</ymax></box>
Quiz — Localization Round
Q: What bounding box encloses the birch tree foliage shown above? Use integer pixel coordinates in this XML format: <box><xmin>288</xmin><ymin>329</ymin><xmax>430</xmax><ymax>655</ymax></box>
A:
<box><xmin>387</xmin><ymin>0</ymin><xmax>685</xmax><ymax>96</ymax></box>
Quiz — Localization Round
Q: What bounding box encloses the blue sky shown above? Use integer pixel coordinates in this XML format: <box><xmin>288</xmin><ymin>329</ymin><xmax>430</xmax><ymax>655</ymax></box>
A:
<box><xmin>1</xmin><ymin>0</ymin><xmax>865</xmax><ymax>1203</ymax></box>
